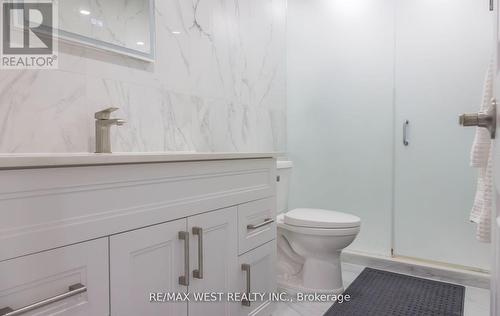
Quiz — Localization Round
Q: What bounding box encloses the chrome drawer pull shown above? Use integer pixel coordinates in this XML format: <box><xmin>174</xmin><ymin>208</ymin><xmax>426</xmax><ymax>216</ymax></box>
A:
<box><xmin>247</xmin><ymin>218</ymin><xmax>274</xmax><ymax>230</ymax></box>
<box><xmin>192</xmin><ymin>227</ymin><xmax>204</xmax><ymax>279</ymax></box>
<box><xmin>0</xmin><ymin>283</ymin><xmax>86</xmax><ymax>316</ymax></box>
<box><xmin>241</xmin><ymin>264</ymin><xmax>251</xmax><ymax>307</ymax></box>
<box><xmin>178</xmin><ymin>231</ymin><xmax>190</xmax><ymax>286</ymax></box>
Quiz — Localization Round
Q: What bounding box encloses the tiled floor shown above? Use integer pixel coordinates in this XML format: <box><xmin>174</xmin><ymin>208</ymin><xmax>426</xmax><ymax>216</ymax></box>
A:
<box><xmin>273</xmin><ymin>263</ymin><xmax>490</xmax><ymax>316</ymax></box>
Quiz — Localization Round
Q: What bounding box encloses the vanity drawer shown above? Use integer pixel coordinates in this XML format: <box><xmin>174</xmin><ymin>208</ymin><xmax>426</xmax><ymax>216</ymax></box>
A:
<box><xmin>0</xmin><ymin>238</ymin><xmax>109</xmax><ymax>316</ymax></box>
<box><xmin>238</xmin><ymin>198</ymin><xmax>276</xmax><ymax>254</ymax></box>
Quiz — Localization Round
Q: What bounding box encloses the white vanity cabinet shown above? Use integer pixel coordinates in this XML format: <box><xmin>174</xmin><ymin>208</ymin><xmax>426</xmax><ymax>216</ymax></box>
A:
<box><xmin>110</xmin><ymin>219</ymin><xmax>188</xmax><ymax>316</ymax></box>
<box><xmin>238</xmin><ymin>198</ymin><xmax>276</xmax><ymax>255</ymax></box>
<box><xmin>0</xmin><ymin>238</ymin><xmax>109</xmax><ymax>316</ymax></box>
<box><xmin>0</xmin><ymin>155</ymin><xmax>277</xmax><ymax>316</ymax></box>
<box><xmin>110</xmin><ymin>207</ymin><xmax>240</xmax><ymax>316</ymax></box>
<box><xmin>187</xmin><ymin>207</ymin><xmax>240</xmax><ymax>316</ymax></box>
<box><xmin>236</xmin><ymin>198</ymin><xmax>277</xmax><ymax>316</ymax></box>
<box><xmin>109</xmin><ymin>204</ymin><xmax>276</xmax><ymax>316</ymax></box>
<box><xmin>238</xmin><ymin>241</ymin><xmax>277</xmax><ymax>316</ymax></box>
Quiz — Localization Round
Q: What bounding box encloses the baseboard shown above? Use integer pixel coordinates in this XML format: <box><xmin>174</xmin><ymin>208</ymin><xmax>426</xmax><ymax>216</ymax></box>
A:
<box><xmin>341</xmin><ymin>250</ymin><xmax>490</xmax><ymax>289</ymax></box>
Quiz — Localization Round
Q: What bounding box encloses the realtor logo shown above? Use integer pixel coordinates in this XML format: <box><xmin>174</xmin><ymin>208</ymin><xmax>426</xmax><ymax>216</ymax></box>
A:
<box><xmin>1</xmin><ymin>0</ymin><xmax>58</xmax><ymax>69</ymax></box>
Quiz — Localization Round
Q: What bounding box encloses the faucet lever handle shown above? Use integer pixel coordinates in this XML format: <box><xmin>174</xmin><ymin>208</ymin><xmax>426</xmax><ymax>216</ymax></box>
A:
<box><xmin>95</xmin><ymin>107</ymin><xmax>119</xmax><ymax>120</ymax></box>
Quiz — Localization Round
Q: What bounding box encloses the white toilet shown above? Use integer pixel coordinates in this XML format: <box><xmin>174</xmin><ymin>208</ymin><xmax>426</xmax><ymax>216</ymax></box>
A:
<box><xmin>276</xmin><ymin>161</ymin><xmax>361</xmax><ymax>294</ymax></box>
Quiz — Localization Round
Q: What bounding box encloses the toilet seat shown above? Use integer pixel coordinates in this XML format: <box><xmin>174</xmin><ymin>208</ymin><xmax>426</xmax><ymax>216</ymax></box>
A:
<box><xmin>277</xmin><ymin>214</ymin><xmax>360</xmax><ymax>236</ymax></box>
<box><xmin>284</xmin><ymin>208</ymin><xmax>361</xmax><ymax>229</ymax></box>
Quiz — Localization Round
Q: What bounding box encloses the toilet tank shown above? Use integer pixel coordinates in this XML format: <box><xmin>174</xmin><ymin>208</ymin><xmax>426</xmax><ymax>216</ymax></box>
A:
<box><xmin>276</xmin><ymin>160</ymin><xmax>293</xmax><ymax>214</ymax></box>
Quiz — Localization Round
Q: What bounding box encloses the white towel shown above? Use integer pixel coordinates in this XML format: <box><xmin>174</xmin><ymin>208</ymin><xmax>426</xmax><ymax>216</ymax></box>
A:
<box><xmin>470</xmin><ymin>60</ymin><xmax>494</xmax><ymax>243</ymax></box>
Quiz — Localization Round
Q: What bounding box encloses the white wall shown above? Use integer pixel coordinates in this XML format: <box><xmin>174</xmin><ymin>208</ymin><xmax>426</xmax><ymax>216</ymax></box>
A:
<box><xmin>287</xmin><ymin>0</ymin><xmax>396</xmax><ymax>256</ymax></box>
<box><xmin>0</xmin><ymin>0</ymin><xmax>287</xmax><ymax>153</ymax></box>
<box><xmin>287</xmin><ymin>0</ymin><xmax>492</xmax><ymax>270</ymax></box>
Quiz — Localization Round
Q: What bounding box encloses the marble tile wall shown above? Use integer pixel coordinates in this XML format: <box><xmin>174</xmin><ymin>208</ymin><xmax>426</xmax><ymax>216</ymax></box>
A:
<box><xmin>0</xmin><ymin>0</ymin><xmax>287</xmax><ymax>153</ymax></box>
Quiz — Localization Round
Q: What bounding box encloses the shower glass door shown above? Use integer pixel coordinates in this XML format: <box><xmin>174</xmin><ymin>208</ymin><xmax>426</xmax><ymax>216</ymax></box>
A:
<box><xmin>393</xmin><ymin>0</ymin><xmax>491</xmax><ymax>270</ymax></box>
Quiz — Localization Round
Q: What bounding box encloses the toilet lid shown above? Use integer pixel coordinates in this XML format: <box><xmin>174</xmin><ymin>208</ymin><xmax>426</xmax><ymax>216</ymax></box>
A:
<box><xmin>284</xmin><ymin>208</ymin><xmax>361</xmax><ymax>229</ymax></box>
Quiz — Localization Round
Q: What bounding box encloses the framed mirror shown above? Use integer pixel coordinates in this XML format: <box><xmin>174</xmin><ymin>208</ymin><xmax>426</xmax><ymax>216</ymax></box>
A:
<box><xmin>57</xmin><ymin>0</ymin><xmax>155</xmax><ymax>61</ymax></box>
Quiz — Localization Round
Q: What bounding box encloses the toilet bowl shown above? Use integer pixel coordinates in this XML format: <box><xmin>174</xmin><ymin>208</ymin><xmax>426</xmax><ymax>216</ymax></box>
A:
<box><xmin>276</xmin><ymin>161</ymin><xmax>361</xmax><ymax>294</ymax></box>
<box><xmin>277</xmin><ymin>209</ymin><xmax>360</xmax><ymax>294</ymax></box>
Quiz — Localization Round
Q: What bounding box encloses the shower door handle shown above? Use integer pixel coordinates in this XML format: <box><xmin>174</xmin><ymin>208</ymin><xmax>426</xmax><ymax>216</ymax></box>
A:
<box><xmin>459</xmin><ymin>98</ymin><xmax>497</xmax><ymax>139</ymax></box>
<box><xmin>403</xmin><ymin>120</ymin><xmax>410</xmax><ymax>146</ymax></box>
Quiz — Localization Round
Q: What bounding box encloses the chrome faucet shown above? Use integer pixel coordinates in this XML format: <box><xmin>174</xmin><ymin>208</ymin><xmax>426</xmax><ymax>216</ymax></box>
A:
<box><xmin>95</xmin><ymin>107</ymin><xmax>125</xmax><ymax>153</ymax></box>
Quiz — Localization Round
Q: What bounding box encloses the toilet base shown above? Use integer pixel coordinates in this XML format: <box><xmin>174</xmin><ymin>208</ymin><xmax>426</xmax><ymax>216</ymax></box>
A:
<box><xmin>302</xmin><ymin>256</ymin><xmax>343</xmax><ymax>290</ymax></box>
<box><xmin>277</xmin><ymin>241</ymin><xmax>345</xmax><ymax>294</ymax></box>
<box><xmin>277</xmin><ymin>278</ymin><xmax>344</xmax><ymax>295</ymax></box>
<box><xmin>277</xmin><ymin>256</ymin><xmax>345</xmax><ymax>295</ymax></box>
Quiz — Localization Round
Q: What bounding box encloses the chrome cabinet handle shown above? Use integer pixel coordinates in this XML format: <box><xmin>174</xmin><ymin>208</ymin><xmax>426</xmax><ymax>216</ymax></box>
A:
<box><xmin>241</xmin><ymin>264</ymin><xmax>251</xmax><ymax>307</ymax></box>
<box><xmin>247</xmin><ymin>218</ymin><xmax>274</xmax><ymax>230</ymax></box>
<box><xmin>490</xmin><ymin>0</ymin><xmax>494</xmax><ymax>11</ymax></box>
<box><xmin>0</xmin><ymin>283</ymin><xmax>86</xmax><ymax>316</ymax></box>
<box><xmin>192</xmin><ymin>227</ymin><xmax>204</xmax><ymax>279</ymax></box>
<box><xmin>403</xmin><ymin>120</ymin><xmax>410</xmax><ymax>146</ymax></box>
<box><xmin>178</xmin><ymin>231</ymin><xmax>190</xmax><ymax>286</ymax></box>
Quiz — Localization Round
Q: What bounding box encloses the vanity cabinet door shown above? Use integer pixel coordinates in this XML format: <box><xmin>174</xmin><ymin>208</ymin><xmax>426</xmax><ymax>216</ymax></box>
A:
<box><xmin>0</xmin><ymin>238</ymin><xmax>109</xmax><ymax>316</ymax></box>
<box><xmin>238</xmin><ymin>240</ymin><xmax>277</xmax><ymax>316</ymax></box>
<box><xmin>110</xmin><ymin>219</ymin><xmax>188</xmax><ymax>316</ymax></box>
<box><xmin>188</xmin><ymin>207</ymin><xmax>239</xmax><ymax>316</ymax></box>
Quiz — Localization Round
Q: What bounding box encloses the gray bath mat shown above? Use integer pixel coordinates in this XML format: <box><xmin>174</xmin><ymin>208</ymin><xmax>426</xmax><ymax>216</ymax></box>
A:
<box><xmin>324</xmin><ymin>268</ymin><xmax>465</xmax><ymax>316</ymax></box>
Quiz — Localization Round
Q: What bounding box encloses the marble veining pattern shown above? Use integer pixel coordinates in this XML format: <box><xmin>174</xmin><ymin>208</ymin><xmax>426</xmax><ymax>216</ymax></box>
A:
<box><xmin>0</xmin><ymin>0</ymin><xmax>287</xmax><ymax>153</ymax></box>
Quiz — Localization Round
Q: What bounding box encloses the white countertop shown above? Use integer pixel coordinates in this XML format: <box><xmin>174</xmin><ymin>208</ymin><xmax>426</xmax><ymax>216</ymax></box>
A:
<box><xmin>0</xmin><ymin>152</ymin><xmax>279</xmax><ymax>169</ymax></box>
